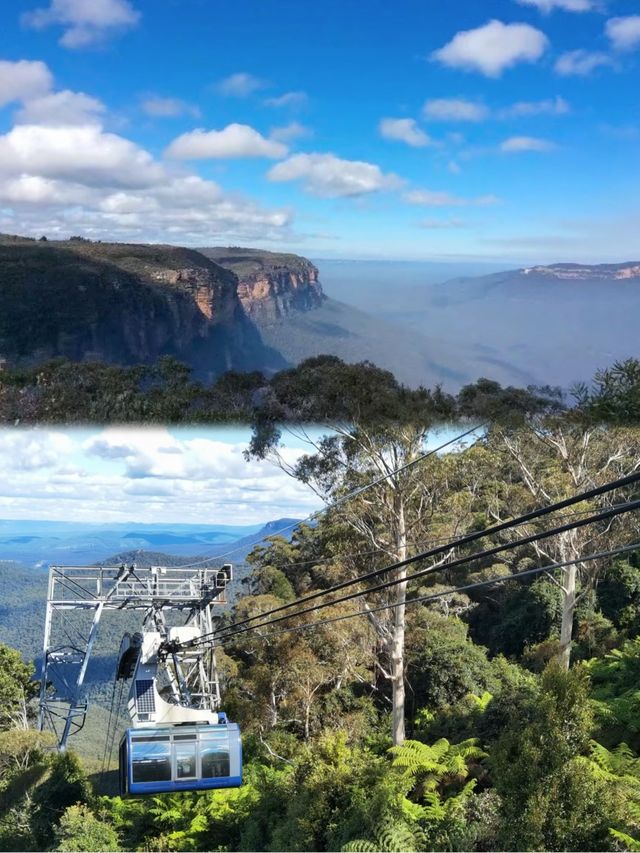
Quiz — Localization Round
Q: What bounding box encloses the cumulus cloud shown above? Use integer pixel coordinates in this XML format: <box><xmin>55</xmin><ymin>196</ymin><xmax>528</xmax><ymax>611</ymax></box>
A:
<box><xmin>500</xmin><ymin>135</ymin><xmax>556</xmax><ymax>151</ymax></box>
<box><xmin>141</xmin><ymin>96</ymin><xmax>201</xmax><ymax>119</ymax></box>
<box><xmin>215</xmin><ymin>72</ymin><xmax>267</xmax><ymax>97</ymax></box>
<box><xmin>0</xmin><ymin>428</ymin><xmax>321</xmax><ymax>525</ymax></box>
<box><xmin>554</xmin><ymin>49</ymin><xmax>615</xmax><ymax>75</ymax></box>
<box><xmin>606</xmin><ymin>16</ymin><xmax>640</xmax><ymax>52</ymax></box>
<box><xmin>16</xmin><ymin>90</ymin><xmax>105</xmax><ymax>126</ymax></box>
<box><xmin>0</xmin><ymin>123</ymin><xmax>165</xmax><ymax>189</ymax></box>
<box><xmin>264</xmin><ymin>91</ymin><xmax>308</xmax><ymax>108</ymax></box>
<box><xmin>516</xmin><ymin>0</ymin><xmax>596</xmax><ymax>11</ymax></box>
<box><xmin>270</xmin><ymin>122</ymin><xmax>313</xmax><ymax>142</ymax></box>
<box><xmin>22</xmin><ymin>0</ymin><xmax>140</xmax><ymax>48</ymax></box>
<box><xmin>0</xmin><ymin>110</ymin><xmax>292</xmax><ymax>244</ymax></box>
<box><xmin>166</xmin><ymin>124</ymin><xmax>288</xmax><ymax>160</ymax></box>
<box><xmin>432</xmin><ymin>19</ymin><xmax>548</xmax><ymax>77</ymax></box>
<box><xmin>267</xmin><ymin>152</ymin><xmax>402</xmax><ymax>198</ymax></box>
<box><xmin>403</xmin><ymin>189</ymin><xmax>499</xmax><ymax>207</ymax></box>
<box><xmin>378</xmin><ymin>118</ymin><xmax>433</xmax><ymax>147</ymax></box>
<box><xmin>0</xmin><ymin>60</ymin><xmax>53</xmax><ymax>108</ymax></box>
<box><xmin>423</xmin><ymin>98</ymin><xmax>489</xmax><ymax>121</ymax></box>
<box><xmin>0</xmin><ymin>430</ymin><xmax>75</xmax><ymax>472</ymax></box>
<box><xmin>500</xmin><ymin>95</ymin><xmax>569</xmax><ymax>117</ymax></box>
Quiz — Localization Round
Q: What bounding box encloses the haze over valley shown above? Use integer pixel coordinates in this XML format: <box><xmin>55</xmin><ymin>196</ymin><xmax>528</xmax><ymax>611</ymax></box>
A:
<box><xmin>2</xmin><ymin>234</ymin><xmax>636</xmax><ymax>392</ymax></box>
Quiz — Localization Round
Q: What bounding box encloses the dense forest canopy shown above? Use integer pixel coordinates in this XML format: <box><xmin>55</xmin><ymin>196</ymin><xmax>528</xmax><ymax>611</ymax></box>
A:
<box><xmin>2</xmin><ymin>353</ymin><xmax>640</xmax><ymax>425</ymax></box>
<box><xmin>2</xmin><ymin>402</ymin><xmax>640</xmax><ymax>850</ymax></box>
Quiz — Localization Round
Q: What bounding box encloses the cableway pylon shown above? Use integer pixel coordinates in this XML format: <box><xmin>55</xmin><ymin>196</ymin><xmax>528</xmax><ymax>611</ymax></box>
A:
<box><xmin>38</xmin><ymin>562</ymin><xmax>232</xmax><ymax>752</ymax></box>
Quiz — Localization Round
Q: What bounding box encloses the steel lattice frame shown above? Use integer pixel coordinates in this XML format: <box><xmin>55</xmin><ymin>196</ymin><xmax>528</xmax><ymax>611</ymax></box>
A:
<box><xmin>39</xmin><ymin>563</ymin><xmax>230</xmax><ymax>749</ymax></box>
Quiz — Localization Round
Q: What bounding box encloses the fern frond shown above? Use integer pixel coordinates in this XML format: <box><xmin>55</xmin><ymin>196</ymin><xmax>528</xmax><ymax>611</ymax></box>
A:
<box><xmin>610</xmin><ymin>828</ymin><xmax>640</xmax><ymax>851</ymax></box>
<box><xmin>341</xmin><ymin>841</ymin><xmax>378</xmax><ymax>852</ymax></box>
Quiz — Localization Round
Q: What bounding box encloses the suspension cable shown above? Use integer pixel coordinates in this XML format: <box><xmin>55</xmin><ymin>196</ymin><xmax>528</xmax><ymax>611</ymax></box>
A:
<box><xmin>180</xmin><ymin>471</ymin><xmax>640</xmax><ymax>650</ymax></box>
<box><xmin>243</xmin><ymin>502</ymin><xmax>637</xmax><ymax>573</ymax></box>
<box><xmin>215</xmin><ymin>541</ymin><xmax>640</xmax><ymax>644</ymax></box>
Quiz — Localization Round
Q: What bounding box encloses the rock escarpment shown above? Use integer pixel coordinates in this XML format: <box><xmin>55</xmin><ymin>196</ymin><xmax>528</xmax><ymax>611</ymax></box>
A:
<box><xmin>521</xmin><ymin>262</ymin><xmax>640</xmax><ymax>280</ymax></box>
<box><xmin>0</xmin><ymin>235</ymin><xmax>286</xmax><ymax>377</ymax></box>
<box><xmin>200</xmin><ymin>247</ymin><xmax>325</xmax><ymax>324</ymax></box>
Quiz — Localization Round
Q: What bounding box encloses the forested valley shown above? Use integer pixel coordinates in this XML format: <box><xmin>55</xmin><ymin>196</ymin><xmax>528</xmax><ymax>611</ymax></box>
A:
<box><xmin>2</xmin><ymin>359</ymin><xmax>640</xmax><ymax>851</ymax></box>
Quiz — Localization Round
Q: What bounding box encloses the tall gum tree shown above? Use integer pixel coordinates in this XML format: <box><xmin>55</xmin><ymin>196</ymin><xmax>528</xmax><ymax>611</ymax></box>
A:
<box><xmin>490</xmin><ymin>424</ymin><xmax>640</xmax><ymax>669</ymax></box>
<box><xmin>248</xmin><ymin>423</ymin><xmax>481</xmax><ymax>745</ymax></box>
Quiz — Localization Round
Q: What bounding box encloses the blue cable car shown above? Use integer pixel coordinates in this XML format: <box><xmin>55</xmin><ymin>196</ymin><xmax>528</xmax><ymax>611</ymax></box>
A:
<box><xmin>119</xmin><ymin>721</ymin><xmax>242</xmax><ymax>796</ymax></box>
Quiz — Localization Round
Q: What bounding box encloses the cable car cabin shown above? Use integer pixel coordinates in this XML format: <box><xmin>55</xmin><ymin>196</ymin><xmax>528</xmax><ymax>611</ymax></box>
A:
<box><xmin>119</xmin><ymin>723</ymin><xmax>242</xmax><ymax>795</ymax></box>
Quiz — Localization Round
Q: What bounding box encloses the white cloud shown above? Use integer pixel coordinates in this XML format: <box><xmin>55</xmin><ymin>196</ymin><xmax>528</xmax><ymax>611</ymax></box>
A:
<box><xmin>423</xmin><ymin>98</ymin><xmax>489</xmax><ymax>121</ymax></box>
<box><xmin>0</xmin><ymin>431</ymin><xmax>74</xmax><ymax>472</ymax></box>
<box><xmin>448</xmin><ymin>160</ymin><xmax>461</xmax><ymax>174</ymax></box>
<box><xmin>264</xmin><ymin>91</ymin><xmax>308</xmax><ymax>108</ymax></box>
<box><xmin>516</xmin><ymin>0</ymin><xmax>596</xmax><ymax>12</ymax></box>
<box><xmin>16</xmin><ymin>90</ymin><xmax>105</xmax><ymax>126</ymax></box>
<box><xmin>432</xmin><ymin>19</ymin><xmax>548</xmax><ymax>77</ymax></box>
<box><xmin>166</xmin><ymin>124</ymin><xmax>288</xmax><ymax>160</ymax></box>
<box><xmin>267</xmin><ymin>152</ymin><xmax>402</xmax><ymax>198</ymax></box>
<box><xmin>22</xmin><ymin>0</ymin><xmax>140</xmax><ymax>48</ymax></box>
<box><xmin>378</xmin><ymin>118</ymin><xmax>433</xmax><ymax>147</ymax></box>
<box><xmin>0</xmin><ymin>116</ymin><xmax>292</xmax><ymax>244</ymax></box>
<box><xmin>0</xmin><ymin>175</ymin><xmax>92</xmax><ymax>206</ymax></box>
<box><xmin>0</xmin><ymin>123</ymin><xmax>165</xmax><ymax>189</ymax></box>
<box><xmin>500</xmin><ymin>135</ymin><xmax>556</xmax><ymax>151</ymax></box>
<box><xmin>215</xmin><ymin>72</ymin><xmax>267</xmax><ymax>97</ymax></box>
<box><xmin>0</xmin><ymin>427</ymin><xmax>322</xmax><ymax>525</ymax></box>
<box><xmin>606</xmin><ymin>16</ymin><xmax>640</xmax><ymax>52</ymax></box>
<box><xmin>403</xmin><ymin>189</ymin><xmax>499</xmax><ymax>206</ymax></box>
<box><xmin>554</xmin><ymin>49</ymin><xmax>615</xmax><ymax>75</ymax></box>
<box><xmin>270</xmin><ymin>121</ymin><xmax>313</xmax><ymax>142</ymax></box>
<box><xmin>0</xmin><ymin>60</ymin><xmax>53</xmax><ymax>108</ymax></box>
<box><xmin>141</xmin><ymin>96</ymin><xmax>201</xmax><ymax>119</ymax></box>
<box><xmin>500</xmin><ymin>95</ymin><xmax>569</xmax><ymax>117</ymax></box>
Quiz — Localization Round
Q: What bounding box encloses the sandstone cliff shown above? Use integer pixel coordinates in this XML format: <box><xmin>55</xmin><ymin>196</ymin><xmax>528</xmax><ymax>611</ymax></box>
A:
<box><xmin>521</xmin><ymin>262</ymin><xmax>640</xmax><ymax>280</ymax></box>
<box><xmin>199</xmin><ymin>247</ymin><xmax>325</xmax><ymax>324</ymax></box>
<box><xmin>0</xmin><ymin>235</ymin><xmax>286</xmax><ymax>377</ymax></box>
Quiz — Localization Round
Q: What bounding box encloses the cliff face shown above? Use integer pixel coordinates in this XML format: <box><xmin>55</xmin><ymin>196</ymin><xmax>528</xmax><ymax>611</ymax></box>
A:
<box><xmin>199</xmin><ymin>247</ymin><xmax>325</xmax><ymax>324</ymax></box>
<box><xmin>0</xmin><ymin>236</ymin><xmax>286</xmax><ymax>376</ymax></box>
<box><xmin>521</xmin><ymin>262</ymin><xmax>640</xmax><ymax>281</ymax></box>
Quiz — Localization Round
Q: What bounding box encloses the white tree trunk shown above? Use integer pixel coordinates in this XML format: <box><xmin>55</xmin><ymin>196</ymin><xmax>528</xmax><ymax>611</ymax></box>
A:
<box><xmin>390</xmin><ymin>496</ymin><xmax>407</xmax><ymax>746</ymax></box>
<box><xmin>558</xmin><ymin>562</ymin><xmax>577</xmax><ymax>671</ymax></box>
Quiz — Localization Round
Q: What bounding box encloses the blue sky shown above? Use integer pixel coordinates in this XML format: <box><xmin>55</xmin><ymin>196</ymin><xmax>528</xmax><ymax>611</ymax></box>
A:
<box><xmin>0</xmin><ymin>0</ymin><xmax>639</xmax><ymax>261</ymax></box>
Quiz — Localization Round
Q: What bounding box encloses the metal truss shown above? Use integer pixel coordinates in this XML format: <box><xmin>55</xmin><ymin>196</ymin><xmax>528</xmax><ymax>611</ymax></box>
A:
<box><xmin>39</xmin><ymin>563</ymin><xmax>231</xmax><ymax>749</ymax></box>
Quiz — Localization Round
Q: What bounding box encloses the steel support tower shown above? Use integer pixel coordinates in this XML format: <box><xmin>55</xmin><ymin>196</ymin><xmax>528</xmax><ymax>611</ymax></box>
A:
<box><xmin>39</xmin><ymin>563</ymin><xmax>231</xmax><ymax>750</ymax></box>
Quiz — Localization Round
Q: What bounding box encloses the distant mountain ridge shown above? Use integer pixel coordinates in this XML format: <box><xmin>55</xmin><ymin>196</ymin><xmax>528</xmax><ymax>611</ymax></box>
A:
<box><xmin>521</xmin><ymin>262</ymin><xmax>640</xmax><ymax>280</ymax></box>
<box><xmin>0</xmin><ymin>517</ymin><xmax>299</xmax><ymax>567</ymax></box>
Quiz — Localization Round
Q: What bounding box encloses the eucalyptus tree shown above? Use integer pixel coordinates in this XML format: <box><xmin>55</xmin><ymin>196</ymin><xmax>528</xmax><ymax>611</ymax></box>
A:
<box><xmin>248</xmin><ymin>414</ymin><xmax>487</xmax><ymax>746</ymax></box>
<box><xmin>487</xmin><ymin>423</ymin><xmax>640</xmax><ymax>669</ymax></box>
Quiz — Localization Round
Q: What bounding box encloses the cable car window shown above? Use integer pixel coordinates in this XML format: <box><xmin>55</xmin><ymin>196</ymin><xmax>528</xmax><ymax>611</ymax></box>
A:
<box><xmin>175</xmin><ymin>741</ymin><xmax>197</xmax><ymax>779</ymax></box>
<box><xmin>131</xmin><ymin>738</ymin><xmax>171</xmax><ymax>783</ymax></box>
<box><xmin>201</xmin><ymin>746</ymin><xmax>230</xmax><ymax>778</ymax></box>
<box><xmin>200</xmin><ymin>731</ymin><xmax>230</xmax><ymax>778</ymax></box>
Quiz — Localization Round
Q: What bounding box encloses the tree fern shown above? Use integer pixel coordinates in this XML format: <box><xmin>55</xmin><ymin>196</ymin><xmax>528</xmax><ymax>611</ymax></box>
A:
<box><xmin>341</xmin><ymin>818</ymin><xmax>420</xmax><ymax>853</ymax></box>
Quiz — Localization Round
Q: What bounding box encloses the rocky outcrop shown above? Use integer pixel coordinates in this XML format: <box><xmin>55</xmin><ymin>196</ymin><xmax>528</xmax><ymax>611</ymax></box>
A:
<box><xmin>199</xmin><ymin>247</ymin><xmax>325</xmax><ymax>324</ymax></box>
<box><xmin>0</xmin><ymin>236</ymin><xmax>287</xmax><ymax>377</ymax></box>
<box><xmin>522</xmin><ymin>262</ymin><xmax>640</xmax><ymax>280</ymax></box>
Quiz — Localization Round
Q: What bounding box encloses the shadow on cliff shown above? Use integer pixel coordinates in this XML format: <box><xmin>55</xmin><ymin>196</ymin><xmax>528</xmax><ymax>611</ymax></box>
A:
<box><xmin>187</xmin><ymin>307</ymin><xmax>290</xmax><ymax>381</ymax></box>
